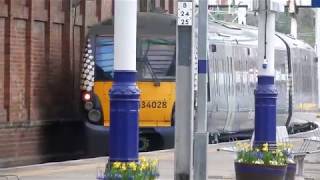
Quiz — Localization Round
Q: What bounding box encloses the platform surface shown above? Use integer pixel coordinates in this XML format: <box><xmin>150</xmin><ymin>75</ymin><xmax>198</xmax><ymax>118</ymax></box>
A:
<box><xmin>0</xmin><ymin>142</ymin><xmax>320</xmax><ymax>180</ymax></box>
<box><xmin>1</xmin><ymin>114</ymin><xmax>320</xmax><ymax>180</ymax></box>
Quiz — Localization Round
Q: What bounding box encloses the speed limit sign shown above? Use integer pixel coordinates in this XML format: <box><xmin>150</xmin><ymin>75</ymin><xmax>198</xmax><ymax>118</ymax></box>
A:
<box><xmin>177</xmin><ymin>2</ymin><xmax>193</xmax><ymax>26</ymax></box>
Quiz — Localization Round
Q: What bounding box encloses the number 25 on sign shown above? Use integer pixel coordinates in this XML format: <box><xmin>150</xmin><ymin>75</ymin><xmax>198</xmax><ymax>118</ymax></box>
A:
<box><xmin>178</xmin><ymin>2</ymin><xmax>193</xmax><ymax>26</ymax></box>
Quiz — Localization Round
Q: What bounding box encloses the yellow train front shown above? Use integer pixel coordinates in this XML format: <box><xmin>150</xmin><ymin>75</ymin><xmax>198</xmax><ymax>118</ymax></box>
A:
<box><xmin>81</xmin><ymin>12</ymin><xmax>176</xmax><ymax>156</ymax></box>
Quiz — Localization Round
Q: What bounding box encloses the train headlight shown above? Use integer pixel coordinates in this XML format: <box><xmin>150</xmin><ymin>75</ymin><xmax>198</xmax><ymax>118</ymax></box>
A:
<box><xmin>88</xmin><ymin>109</ymin><xmax>102</xmax><ymax>123</ymax></box>
<box><xmin>84</xmin><ymin>101</ymin><xmax>94</xmax><ymax>111</ymax></box>
<box><xmin>82</xmin><ymin>92</ymin><xmax>91</xmax><ymax>101</ymax></box>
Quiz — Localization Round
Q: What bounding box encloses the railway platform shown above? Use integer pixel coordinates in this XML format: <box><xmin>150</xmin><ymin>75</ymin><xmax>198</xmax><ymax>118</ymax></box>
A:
<box><xmin>1</xmin><ymin>115</ymin><xmax>320</xmax><ymax>180</ymax></box>
<box><xmin>0</xmin><ymin>143</ymin><xmax>319</xmax><ymax>180</ymax></box>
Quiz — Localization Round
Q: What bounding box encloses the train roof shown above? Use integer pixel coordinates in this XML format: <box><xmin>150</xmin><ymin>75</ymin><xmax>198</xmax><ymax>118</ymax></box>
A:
<box><xmin>88</xmin><ymin>12</ymin><xmax>314</xmax><ymax>51</ymax></box>
<box><xmin>209</xmin><ymin>20</ymin><xmax>314</xmax><ymax>51</ymax></box>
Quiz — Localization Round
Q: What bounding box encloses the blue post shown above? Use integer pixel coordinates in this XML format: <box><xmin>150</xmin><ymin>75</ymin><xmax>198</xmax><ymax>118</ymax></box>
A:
<box><xmin>109</xmin><ymin>71</ymin><xmax>140</xmax><ymax>162</ymax></box>
<box><xmin>254</xmin><ymin>0</ymin><xmax>277</xmax><ymax>148</ymax></box>
<box><xmin>109</xmin><ymin>0</ymin><xmax>139</xmax><ymax>162</ymax></box>
<box><xmin>254</xmin><ymin>76</ymin><xmax>277</xmax><ymax>147</ymax></box>
<box><xmin>313</xmin><ymin>0</ymin><xmax>320</xmax><ymax>7</ymax></box>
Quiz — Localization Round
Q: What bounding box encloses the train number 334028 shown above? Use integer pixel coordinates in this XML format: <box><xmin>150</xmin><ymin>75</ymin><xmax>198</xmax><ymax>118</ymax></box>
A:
<box><xmin>141</xmin><ymin>100</ymin><xmax>167</xmax><ymax>109</ymax></box>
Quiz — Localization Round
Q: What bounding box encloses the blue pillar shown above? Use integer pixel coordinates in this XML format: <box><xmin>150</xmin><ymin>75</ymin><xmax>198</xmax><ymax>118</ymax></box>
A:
<box><xmin>254</xmin><ymin>0</ymin><xmax>277</xmax><ymax>148</ymax></box>
<box><xmin>254</xmin><ymin>76</ymin><xmax>277</xmax><ymax>147</ymax></box>
<box><xmin>109</xmin><ymin>71</ymin><xmax>140</xmax><ymax>162</ymax></box>
<box><xmin>109</xmin><ymin>0</ymin><xmax>138</xmax><ymax>162</ymax></box>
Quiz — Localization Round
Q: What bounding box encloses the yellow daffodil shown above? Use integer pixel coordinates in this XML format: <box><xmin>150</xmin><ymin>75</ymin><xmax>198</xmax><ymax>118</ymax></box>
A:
<box><xmin>262</xmin><ymin>143</ymin><xmax>268</xmax><ymax>152</ymax></box>
<box><xmin>140</xmin><ymin>156</ymin><xmax>147</xmax><ymax>162</ymax></box>
<box><xmin>128</xmin><ymin>162</ymin><xmax>137</xmax><ymax>171</ymax></box>
<box><xmin>106</xmin><ymin>158</ymin><xmax>160</xmax><ymax>179</ymax></box>
<box><xmin>112</xmin><ymin>162</ymin><xmax>121</xmax><ymax>169</ymax></box>
<box><xmin>140</xmin><ymin>163</ymin><xmax>147</xmax><ymax>171</ymax></box>
<box><xmin>151</xmin><ymin>159</ymin><xmax>159</xmax><ymax>167</ymax></box>
<box><xmin>121</xmin><ymin>163</ymin><xmax>127</xmax><ymax>171</ymax></box>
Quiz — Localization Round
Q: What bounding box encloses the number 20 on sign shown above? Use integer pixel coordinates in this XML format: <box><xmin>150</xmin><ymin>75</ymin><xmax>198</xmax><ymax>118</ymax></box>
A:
<box><xmin>178</xmin><ymin>2</ymin><xmax>193</xmax><ymax>26</ymax></box>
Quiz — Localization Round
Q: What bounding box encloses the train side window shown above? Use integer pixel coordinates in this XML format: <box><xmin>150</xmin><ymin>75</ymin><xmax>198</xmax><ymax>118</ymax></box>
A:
<box><xmin>219</xmin><ymin>58</ymin><xmax>223</xmax><ymax>96</ymax></box>
<box><xmin>230</xmin><ymin>57</ymin><xmax>234</xmax><ymax>95</ymax></box>
<box><xmin>239</xmin><ymin>59</ymin><xmax>243</xmax><ymax>95</ymax></box>
<box><xmin>211</xmin><ymin>44</ymin><xmax>217</xmax><ymax>52</ymax></box>
<box><xmin>245</xmin><ymin>60</ymin><xmax>248</xmax><ymax>93</ymax></box>
<box><xmin>224</xmin><ymin>57</ymin><xmax>227</xmax><ymax>95</ymax></box>
<box><xmin>226</xmin><ymin>56</ymin><xmax>230</xmax><ymax>94</ymax></box>
<box><xmin>216</xmin><ymin>58</ymin><xmax>220</xmax><ymax>97</ymax></box>
<box><xmin>213</xmin><ymin>57</ymin><xmax>217</xmax><ymax>97</ymax></box>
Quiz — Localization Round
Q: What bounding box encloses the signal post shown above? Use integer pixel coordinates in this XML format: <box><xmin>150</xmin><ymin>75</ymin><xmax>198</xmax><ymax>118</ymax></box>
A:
<box><xmin>175</xmin><ymin>0</ymin><xmax>194</xmax><ymax>179</ymax></box>
<box><xmin>109</xmin><ymin>0</ymin><xmax>140</xmax><ymax>162</ymax></box>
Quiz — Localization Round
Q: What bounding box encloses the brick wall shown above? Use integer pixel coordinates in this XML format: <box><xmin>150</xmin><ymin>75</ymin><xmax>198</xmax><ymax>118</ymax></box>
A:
<box><xmin>0</xmin><ymin>0</ymin><xmax>174</xmax><ymax>167</ymax></box>
<box><xmin>139</xmin><ymin>0</ymin><xmax>176</xmax><ymax>14</ymax></box>
<box><xmin>0</xmin><ymin>0</ymin><xmax>113</xmax><ymax>167</ymax></box>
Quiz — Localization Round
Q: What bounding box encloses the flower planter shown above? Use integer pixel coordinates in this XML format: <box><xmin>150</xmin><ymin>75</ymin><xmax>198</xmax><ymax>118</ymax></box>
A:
<box><xmin>285</xmin><ymin>163</ymin><xmax>296</xmax><ymax>180</ymax></box>
<box><xmin>97</xmin><ymin>176</ymin><xmax>159</xmax><ymax>180</ymax></box>
<box><xmin>235</xmin><ymin>162</ymin><xmax>287</xmax><ymax>180</ymax></box>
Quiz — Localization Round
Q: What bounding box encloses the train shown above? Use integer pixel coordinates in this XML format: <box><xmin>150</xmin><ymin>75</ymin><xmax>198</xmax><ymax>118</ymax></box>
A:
<box><xmin>80</xmin><ymin>12</ymin><xmax>318</xmax><ymax>156</ymax></box>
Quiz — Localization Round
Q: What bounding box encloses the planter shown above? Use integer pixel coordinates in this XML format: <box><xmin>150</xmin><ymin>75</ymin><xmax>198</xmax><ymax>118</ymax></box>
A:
<box><xmin>235</xmin><ymin>162</ymin><xmax>287</xmax><ymax>180</ymax></box>
<box><xmin>285</xmin><ymin>163</ymin><xmax>296</xmax><ymax>180</ymax></box>
<box><xmin>97</xmin><ymin>176</ymin><xmax>159</xmax><ymax>180</ymax></box>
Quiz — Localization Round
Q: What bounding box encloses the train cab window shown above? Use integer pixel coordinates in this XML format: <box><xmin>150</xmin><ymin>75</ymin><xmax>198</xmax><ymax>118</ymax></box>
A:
<box><xmin>137</xmin><ymin>39</ymin><xmax>176</xmax><ymax>81</ymax></box>
<box><xmin>94</xmin><ymin>36</ymin><xmax>114</xmax><ymax>81</ymax></box>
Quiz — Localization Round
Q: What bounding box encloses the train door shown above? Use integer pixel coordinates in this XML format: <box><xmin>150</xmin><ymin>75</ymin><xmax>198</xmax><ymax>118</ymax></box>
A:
<box><xmin>208</xmin><ymin>43</ymin><xmax>229</xmax><ymax>132</ymax></box>
<box><xmin>222</xmin><ymin>43</ymin><xmax>236</xmax><ymax>132</ymax></box>
<box><xmin>274</xmin><ymin>49</ymin><xmax>289</xmax><ymax>125</ymax></box>
<box><xmin>233</xmin><ymin>46</ymin><xmax>252</xmax><ymax>131</ymax></box>
<box><xmin>312</xmin><ymin>52</ymin><xmax>318</xmax><ymax>109</ymax></box>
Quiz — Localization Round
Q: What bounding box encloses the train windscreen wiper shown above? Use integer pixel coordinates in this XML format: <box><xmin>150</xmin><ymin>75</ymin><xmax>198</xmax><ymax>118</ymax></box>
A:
<box><xmin>142</xmin><ymin>42</ymin><xmax>160</xmax><ymax>86</ymax></box>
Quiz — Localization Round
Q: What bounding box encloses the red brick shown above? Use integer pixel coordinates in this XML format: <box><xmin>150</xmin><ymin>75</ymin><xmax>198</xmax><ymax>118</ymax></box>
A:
<box><xmin>9</xmin><ymin>19</ymin><xmax>27</xmax><ymax>122</ymax></box>
<box><xmin>100</xmin><ymin>0</ymin><xmax>113</xmax><ymax>21</ymax></box>
<box><xmin>0</xmin><ymin>18</ymin><xmax>6</xmax><ymax>122</ymax></box>
<box><xmin>30</xmin><ymin>22</ymin><xmax>47</xmax><ymax>120</ymax></box>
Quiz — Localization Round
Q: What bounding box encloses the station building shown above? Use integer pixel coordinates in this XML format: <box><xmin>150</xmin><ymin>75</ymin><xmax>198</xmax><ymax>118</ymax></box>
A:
<box><xmin>0</xmin><ymin>0</ymin><xmax>175</xmax><ymax>167</ymax></box>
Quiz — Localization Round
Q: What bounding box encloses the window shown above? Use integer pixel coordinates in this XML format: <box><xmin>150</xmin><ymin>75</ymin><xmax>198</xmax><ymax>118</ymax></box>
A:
<box><xmin>94</xmin><ymin>36</ymin><xmax>114</xmax><ymax>81</ymax></box>
<box><xmin>137</xmin><ymin>39</ymin><xmax>176</xmax><ymax>80</ymax></box>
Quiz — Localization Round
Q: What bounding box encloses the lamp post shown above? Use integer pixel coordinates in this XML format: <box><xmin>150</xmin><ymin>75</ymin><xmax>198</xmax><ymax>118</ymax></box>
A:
<box><xmin>109</xmin><ymin>0</ymin><xmax>140</xmax><ymax>162</ymax></box>
<box><xmin>254</xmin><ymin>0</ymin><xmax>277</xmax><ymax>148</ymax></box>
